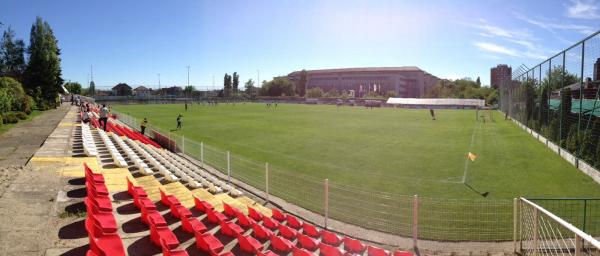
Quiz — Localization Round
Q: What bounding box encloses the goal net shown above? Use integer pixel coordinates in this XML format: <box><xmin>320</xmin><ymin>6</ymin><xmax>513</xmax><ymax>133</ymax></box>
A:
<box><xmin>518</xmin><ymin>198</ymin><xmax>600</xmax><ymax>256</ymax></box>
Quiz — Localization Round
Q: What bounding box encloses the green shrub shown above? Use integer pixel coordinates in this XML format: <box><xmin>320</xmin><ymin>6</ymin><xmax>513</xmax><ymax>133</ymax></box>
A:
<box><xmin>0</xmin><ymin>77</ymin><xmax>25</xmax><ymax>112</ymax></box>
<box><xmin>15</xmin><ymin>112</ymin><xmax>27</xmax><ymax>120</ymax></box>
<box><xmin>306</xmin><ymin>87</ymin><xmax>324</xmax><ymax>98</ymax></box>
<box><xmin>0</xmin><ymin>87</ymin><xmax>13</xmax><ymax>114</ymax></box>
<box><xmin>22</xmin><ymin>95</ymin><xmax>33</xmax><ymax>115</ymax></box>
<box><xmin>2</xmin><ymin>113</ymin><xmax>18</xmax><ymax>124</ymax></box>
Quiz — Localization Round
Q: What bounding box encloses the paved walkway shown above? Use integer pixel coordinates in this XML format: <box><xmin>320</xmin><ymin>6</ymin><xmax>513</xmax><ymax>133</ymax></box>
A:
<box><xmin>0</xmin><ymin>104</ymin><xmax>72</xmax><ymax>167</ymax></box>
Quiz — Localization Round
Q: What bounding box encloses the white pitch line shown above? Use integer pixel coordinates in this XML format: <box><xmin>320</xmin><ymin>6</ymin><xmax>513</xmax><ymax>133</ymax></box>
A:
<box><xmin>461</xmin><ymin>121</ymin><xmax>480</xmax><ymax>184</ymax></box>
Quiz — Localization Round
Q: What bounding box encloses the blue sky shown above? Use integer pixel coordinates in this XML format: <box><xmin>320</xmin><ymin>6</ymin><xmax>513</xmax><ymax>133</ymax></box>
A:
<box><xmin>1</xmin><ymin>0</ymin><xmax>599</xmax><ymax>88</ymax></box>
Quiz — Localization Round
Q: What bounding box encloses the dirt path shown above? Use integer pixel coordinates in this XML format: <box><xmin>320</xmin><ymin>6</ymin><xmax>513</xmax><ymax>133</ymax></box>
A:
<box><xmin>0</xmin><ymin>104</ymin><xmax>72</xmax><ymax>167</ymax></box>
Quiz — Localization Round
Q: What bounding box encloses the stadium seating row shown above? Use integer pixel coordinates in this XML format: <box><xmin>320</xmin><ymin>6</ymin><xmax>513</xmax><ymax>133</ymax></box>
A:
<box><xmin>84</xmin><ymin>163</ymin><xmax>126</xmax><ymax>256</ymax></box>
<box><xmin>81</xmin><ymin>123</ymin><xmax>98</xmax><ymax>156</ymax></box>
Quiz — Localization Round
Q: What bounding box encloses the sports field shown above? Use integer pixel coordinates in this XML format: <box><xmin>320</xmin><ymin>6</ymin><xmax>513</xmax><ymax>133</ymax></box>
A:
<box><xmin>114</xmin><ymin>103</ymin><xmax>600</xmax><ymax>199</ymax></box>
<box><xmin>113</xmin><ymin>103</ymin><xmax>600</xmax><ymax>240</ymax></box>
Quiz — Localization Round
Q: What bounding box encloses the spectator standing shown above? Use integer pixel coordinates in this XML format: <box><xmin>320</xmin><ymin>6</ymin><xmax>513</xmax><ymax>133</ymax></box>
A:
<box><xmin>141</xmin><ymin>118</ymin><xmax>148</xmax><ymax>135</ymax></box>
<box><xmin>99</xmin><ymin>104</ymin><xmax>110</xmax><ymax>131</ymax></box>
<box><xmin>176</xmin><ymin>114</ymin><xmax>183</xmax><ymax>130</ymax></box>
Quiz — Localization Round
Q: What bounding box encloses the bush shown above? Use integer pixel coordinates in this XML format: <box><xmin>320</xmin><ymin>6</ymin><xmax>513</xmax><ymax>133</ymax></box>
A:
<box><xmin>306</xmin><ymin>87</ymin><xmax>324</xmax><ymax>98</ymax></box>
<box><xmin>0</xmin><ymin>77</ymin><xmax>25</xmax><ymax>112</ymax></box>
<box><xmin>2</xmin><ymin>112</ymin><xmax>18</xmax><ymax>124</ymax></box>
<box><xmin>15</xmin><ymin>112</ymin><xmax>27</xmax><ymax>120</ymax></box>
<box><xmin>0</xmin><ymin>88</ymin><xmax>12</xmax><ymax>114</ymax></box>
<box><xmin>22</xmin><ymin>95</ymin><xmax>34</xmax><ymax>115</ymax></box>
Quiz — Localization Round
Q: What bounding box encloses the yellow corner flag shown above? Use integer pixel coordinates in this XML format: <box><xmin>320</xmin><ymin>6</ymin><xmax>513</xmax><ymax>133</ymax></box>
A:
<box><xmin>467</xmin><ymin>152</ymin><xmax>477</xmax><ymax>162</ymax></box>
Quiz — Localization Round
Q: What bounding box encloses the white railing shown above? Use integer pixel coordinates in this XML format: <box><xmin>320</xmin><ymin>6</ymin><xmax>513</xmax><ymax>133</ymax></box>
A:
<box><xmin>517</xmin><ymin>198</ymin><xmax>600</xmax><ymax>255</ymax></box>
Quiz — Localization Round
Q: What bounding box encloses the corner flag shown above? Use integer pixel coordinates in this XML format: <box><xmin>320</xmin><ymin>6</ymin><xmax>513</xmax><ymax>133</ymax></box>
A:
<box><xmin>467</xmin><ymin>152</ymin><xmax>477</xmax><ymax>162</ymax></box>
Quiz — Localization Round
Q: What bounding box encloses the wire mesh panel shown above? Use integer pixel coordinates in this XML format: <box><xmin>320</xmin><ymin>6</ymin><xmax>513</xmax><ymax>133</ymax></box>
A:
<box><xmin>418</xmin><ymin>197</ymin><xmax>513</xmax><ymax>241</ymax></box>
<box><xmin>530</xmin><ymin>199</ymin><xmax>600</xmax><ymax>237</ymax></box>
<box><xmin>519</xmin><ymin>198</ymin><xmax>600</xmax><ymax>256</ymax></box>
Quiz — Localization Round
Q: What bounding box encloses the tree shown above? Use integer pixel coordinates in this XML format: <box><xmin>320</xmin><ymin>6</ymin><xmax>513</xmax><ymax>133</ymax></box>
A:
<box><xmin>232</xmin><ymin>72</ymin><xmax>239</xmax><ymax>92</ymax></box>
<box><xmin>260</xmin><ymin>77</ymin><xmax>295</xmax><ymax>96</ymax></box>
<box><xmin>244</xmin><ymin>79</ymin><xmax>258</xmax><ymax>99</ymax></box>
<box><xmin>183</xmin><ymin>85</ymin><xmax>195</xmax><ymax>95</ymax></box>
<box><xmin>475</xmin><ymin>77</ymin><xmax>481</xmax><ymax>87</ymax></box>
<box><xmin>297</xmin><ymin>69</ymin><xmax>307</xmax><ymax>96</ymax></box>
<box><xmin>306</xmin><ymin>87</ymin><xmax>324</xmax><ymax>98</ymax></box>
<box><xmin>523</xmin><ymin>78</ymin><xmax>536</xmax><ymax>121</ymax></box>
<box><xmin>559</xmin><ymin>88</ymin><xmax>572</xmax><ymax>145</ymax></box>
<box><xmin>223</xmin><ymin>73</ymin><xmax>232</xmax><ymax>97</ymax></box>
<box><xmin>24</xmin><ymin>17</ymin><xmax>63</xmax><ymax>109</ymax></box>
<box><xmin>0</xmin><ymin>27</ymin><xmax>26</xmax><ymax>81</ymax></box>
<box><xmin>0</xmin><ymin>76</ymin><xmax>28</xmax><ymax>113</ymax></box>
<box><xmin>88</xmin><ymin>81</ymin><xmax>95</xmax><ymax>96</ymax></box>
<box><xmin>63</xmin><ymin>81</ymin><xmax>82</xmax><ymax>94</ymax></box>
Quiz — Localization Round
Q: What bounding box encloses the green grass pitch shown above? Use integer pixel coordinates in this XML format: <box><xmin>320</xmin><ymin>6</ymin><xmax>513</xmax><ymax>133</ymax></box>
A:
<box><xmin>114</xmin><ymin>103</ymin><xmax>600</xmax><ymax>199</ymax></box>
<box><xmin>112</xmin><ymin>103</ymin><xmax>600</xmax><ymax>240</ymax></box>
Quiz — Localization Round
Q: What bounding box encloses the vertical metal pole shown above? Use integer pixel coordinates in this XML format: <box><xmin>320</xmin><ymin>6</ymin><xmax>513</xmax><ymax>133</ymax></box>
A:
<box><xmin>560</xmin><ymin>52</ymin><xmax>566</xmax><ymax>147</ymax></box>
<box><xmin>413</xmin><ymin>195</ymin><xmax>419</xmax><ymax>249</ymax></box>
<box><xmin>227</xmin><ymin>151</ymin><xmax>231</xmax><ymax>183</ymax></box>
<box><xmin>182</xmin><ymin>135</ymin><xmax>185</xmax><ymax>154</ymax></box>
<box><xmin>324</xmin><ymin>178</ymin><xmax>329</xmax><ymax>229</ymax></box>
<box><xmin>583</xmin><ymin>199</ymin><xmax>587</xmax><ymax>233</ymax></box>
<box><xmin>265</xmin><ymin>162</ymin><xmax>269</xmax><ymax>203</ymax></box>
<box><xmin>514</xmin><ymin>198</ymin><xmax>518</xmax><ymax>253</ymax></box>
<box><xmin>533</xmin><ymin>208</ymin><xmax>539</xmax><ymax>256</ymax></box>
<box><xmin>200</xmin><ymin>142</ymin><xmax>204</xmax><ymax>167</ymax></box>
<box><xmin>575</xmin><ymin>235</ymin><xmax>583</xmax><ymax>256</ymax></box>
<box><xmin>578</xmin><ymin>42</ymin><xmax>585</xmax><ymax>159</ymax></box>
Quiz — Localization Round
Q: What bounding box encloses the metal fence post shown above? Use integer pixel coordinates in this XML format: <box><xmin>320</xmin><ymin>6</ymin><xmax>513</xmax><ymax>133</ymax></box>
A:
<box><xmin>227</xmin><ymin>151</ymin><xmax>231</xmax><ymax>183</ymax></box>
<box><xmin>265</xmin><ymin>162</ymin><xmax>269</xmax><ymax>203</ymax></box>
<box><xmin>575</xmin><ymin>235</ymin><xmax>583</xmax><ymax>256</ymax></box>
<box><xmin>324</xmin><ymin>178</ymin><xmax>329</xmax><ymax>229</ymax></box>
<box><xmin>182</xmin><ymin>135</ymin><xmax>185</xmax><ymax>154</ymax></box>
<box><xmin>413</xmin><ymin>195</ymin><xmax>418</xmax><ymax>249</ymax></box>
<box><xmin>200</xmin><ymin>142</ymin><xmax>204</xmax><ymax>167</ymax></box>
<box><xmin>513</xmin><ymin>198</ymin><xmax>518</xmax><ymax>253</ymax></box>
<box><xmin>533</xmin><ymin>208</ymin><xmax>539</xmax><ymax>256</ymax></box>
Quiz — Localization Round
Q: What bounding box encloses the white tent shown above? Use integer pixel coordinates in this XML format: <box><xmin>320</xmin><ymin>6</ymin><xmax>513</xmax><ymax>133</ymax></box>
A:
<box><xmin>386</xmin><ymin>98</ymin><xmax>485</xmax><ymax>107</ymax></box>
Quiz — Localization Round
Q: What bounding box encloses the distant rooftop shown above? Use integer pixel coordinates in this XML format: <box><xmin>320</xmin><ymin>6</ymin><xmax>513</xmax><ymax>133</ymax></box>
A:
<box><xmin>288</xmin><ymin>66</ymin><xmax>429</xmax><ymax>76</ymax></box>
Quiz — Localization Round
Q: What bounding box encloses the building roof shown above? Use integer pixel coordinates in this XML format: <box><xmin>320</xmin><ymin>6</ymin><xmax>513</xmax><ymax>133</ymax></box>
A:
<box><xmin>112</xmin><ymin>83</ymin><xmax>132</xmax><ymax>90</ymax></box>
<box><xmin>134</xmin><ymin>86</ymin><xmax>150</xmax><ymax>91</ymax></box>
<box><xmin>288</xmin><ymin>66</ymin><xmax>426</xmax><ymax>76</ymax></box>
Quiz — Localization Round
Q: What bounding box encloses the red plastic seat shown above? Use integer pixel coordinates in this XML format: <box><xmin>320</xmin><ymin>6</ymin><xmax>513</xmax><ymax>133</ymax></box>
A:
<box><xmin>181</xmin><ymin>216</ymin><xmax>207</xmax><ymax>234</ymax></box>
<box><xmin>247</xmin><ymin>207</ymin><xmax>264</xmax><ymax>222</ymax></box>
<box><xmin>262</xmin><ymin>215</ymin><xmax>280</xmax><ymax>230</ymax></box>
<box><xmin>393</xmin><ymin>251</ymin><xmax>412</xmax><ymax>256</ymax></box>
<box><xmin>85</xmin><ymin>214</ymin><xmax>126</xmax><ymax>256</ymax></box>
<box><xmin>219</xmin><ymin>253</ymin><xmax>234</xmax><ymax>256</ymax></box>
<box><xmin>258</xmin><ymin>250</ymin><xmax>279</xmax><ymax>256</ymax></box>
<box><xmin>294</xmin><ymin>246</ymin><xmax>315</xmax><ymax>256</ymax></box>
<box><xmin>171</xmin><ymin>204</ymin><xmax>192</xmax><ymax>219</ymax></box>
<box><xmin>270</xmin><ymin>235</ymin><xmax>294</xmax><ymax>253</ymax></box>
<box><xmin>319</xmin><ymin>243</ymin><xmax>345</xmax><ymax>256</ymax></box>
<box><xmin>252</xmin><ymin>223</ymin><xmax>274</xmax><ymax>240</ymax></box>
<box><xmin>195</xmin><ymin>232</ymin><xmax>224</xmax><ymax>255</ymax></box>
<box><xmin>140</xmin><ymin>200</ymin><xmax>164</xmax><ymax>226</ymax></box>
<box><xmin>86</xmin><ymin>194</ymin><xmax>113</xmax><ymax>212</ymax></box>
<box><xmin>302</xmin><ymin>223</ymin><xmax>321</xmax><ymax>238</ymax></box>
<box><xmin>161</xmin><ymin>238</ymin><xmax>190</xmax><ymax>256</ymax></box>
<box><xmin>222</xmin><ymin>202</ymin><xmax>242</xmax><ymax>218</ymax></box>
<box><xmin>206</xmin><ymin>209</ymin><xmax>228</xmax><ymax>224</ymax></box>
<box><xmin>271</xmin><ymin>208</ymin><xmax>286</xmax><ymax>222</ymax></box>
<box><xmin>160</xmin><ymin>189</ymin><xmax>181</xmax><ymax>207</ymax></box>
<box><xmin>84</xmin><ymin>163</ymin><xmax>105</xmax><ymax>184</ymax></box>
<box><xmin>237</xmin><ymin>233</ymin><xmax>264</xmax><ymax>254</ymax></box>
<box><xmin>236</xmin><ymin>211</ymin><xmax>256</xmax><ymax>229</ymax></box>
<box><xmin>194</xmin><ymin>197</ymin><xmax>214</xmax><ymax>213</ymax></box>
<box><xmin>87</xmin><ymin>182</ymin><xmax>109</xmax><ymax>197</ymax></box>
<box><xmin>278</xmin><ymin>224</ymin><xmax>298</xmax><ymax>240</ymax></box>
<box><xmin>367</xmin><ymin>246</ymin><xmax>389</xmax><ymax>256</ymax></box>
<box><xmin>297</xmin><ymin>233</ymin><xmax>318</xmax><ymax>251</ymax></box>
<box><xmin>321</xmin><ymin>230</ymin><xmax>342</xmax><ymax>246</ymax></box>
<box><xmin>149</xmin><ymin>215</ymin><xmax>179</xmax><ymax>249</ymax></box>
<box><xmin>343</xmin><ymin>237</ymin><xmax>366</xmax><ymax>254</ymax></box>
<box><xmin>220</xmin><ymin>220</ymin><xmax>244</xmax><ymax>237</ymax></box>
<box><xmin>126</xmin><ymin>176</ymin><xmax>137</xmax><ymax>196</ymax></box>
<box><xmin>286</xmin><ymin>214</ymin><xmax>303</xmax><ymax>229</ymax></box>
<box><xmin>84</xmin><ymin>198</ymin><xmax>117</xmax><ymax>233</ymax></box>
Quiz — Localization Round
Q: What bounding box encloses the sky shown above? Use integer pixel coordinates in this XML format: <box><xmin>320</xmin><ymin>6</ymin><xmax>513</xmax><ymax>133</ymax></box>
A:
<box><xmin>1</xmin><ymin>0</ymin><xmax>599</xmax><ymax>89</ymax></box>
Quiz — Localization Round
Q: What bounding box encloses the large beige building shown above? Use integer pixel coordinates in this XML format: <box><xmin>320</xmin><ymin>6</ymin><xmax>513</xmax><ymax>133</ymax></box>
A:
<box><xmin>286</xmin><ymin>67</ymin><xmax>439</xmax><ymax>98</ymax></box>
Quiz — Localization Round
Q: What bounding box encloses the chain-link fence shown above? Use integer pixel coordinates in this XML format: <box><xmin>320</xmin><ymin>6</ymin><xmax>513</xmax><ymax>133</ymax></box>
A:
<box><xmin>500</xmin><ymin>30</ymin><xmax>600</xmax><ymax>171</ymax></box>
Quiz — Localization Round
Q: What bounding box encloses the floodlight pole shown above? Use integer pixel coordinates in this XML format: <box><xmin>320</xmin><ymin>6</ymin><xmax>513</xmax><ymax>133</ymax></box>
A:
<box><xmin>187</xmin><ymin>66</ymin><xmax>191</xmax><ymax>87</ymax></box>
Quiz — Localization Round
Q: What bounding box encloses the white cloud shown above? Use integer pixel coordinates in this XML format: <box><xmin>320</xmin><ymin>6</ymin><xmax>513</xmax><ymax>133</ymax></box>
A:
<box><xmin>565</xmin><ymin>0</ymin><xmax>600</xmax><ymax>19</ymax></box>
<box><xmin>474</xmin><ymin>42</ymin><xmax>519</xmax><ymax>57</ymax></box>
<box><xmin>516</xmin><ymin>14</ymin><xmax>595</xmax><ymax>35</ymax></box>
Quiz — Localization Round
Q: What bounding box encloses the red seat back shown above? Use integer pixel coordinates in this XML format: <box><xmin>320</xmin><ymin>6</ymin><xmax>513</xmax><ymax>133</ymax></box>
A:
<box><xmin>321</xmin><ymin>230</ymin><xmax>342</xmax><ymax>246</ymax></box>
<box><xmin>319</xmin><ymin>243</ymin><xmax>344</xmax><ymax>256</ymax></box>
<box><xmin>302</xmin><ymin>223</ymin><xmax>321</xmax><ymax>238</ymax></box>
<box><xmin>271</xmin><ymin>208</ymin><xmax>286</xmax><ymax>221</ymax></box>
<box><xmin>278</xmin><ymin>224</ymin><xmax>298</xmax><ymax>240</ymax></box>
<box><xmin>367</xmin><ymin>246</ymin><xmax>390</xmax><ymax>256</ymax></box>
<box><xmin>194</xmin><ymin>197</ymin><xmax>213</xmax><ymax>212</ymax></box>
<box><xmin>286</xmin><ymin>214</ymin><xmax>303</xmax><ymax>229</ymax></box>
<box><xmin>262</xmin><ymin>215</ymin><xmax>280</xmax><ymax>230</ymax></box>
<box><xmin>252</xmin><ymin>223</ymin><xmax>273</xmax><ymax>240</ymax></box>
<box><xmin>343</xmin><ymin>236</ymin><xmax>366</xmax><ymax>253</ymax></box>
<box><xmin>297</xmin><ymin>233</ymin><xmax>318</xmax><ymax>251</ymax></box>
<box><xmin>247</xmin><ymin>206</ymin><xmax>264</xmax><ymax>221</ymax></box>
